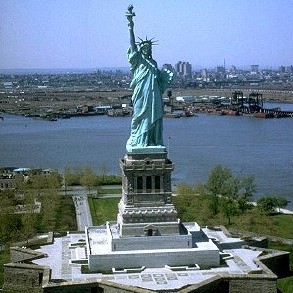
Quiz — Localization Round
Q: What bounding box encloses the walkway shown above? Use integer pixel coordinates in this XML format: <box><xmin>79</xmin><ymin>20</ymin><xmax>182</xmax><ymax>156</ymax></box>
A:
<box><xmin>33</xmin><ymin>231</ymin><xmax>272</xmax><ymax>291</ymax></box>
<box><xmin>59</xmin><ymin>185</ymin><xmax>121</xmax><ymax>231</ymax></box>
<box><xmin>60</xmin><ymin>186</ymin><xmax>93</xmax><ymax>230</ymax></box>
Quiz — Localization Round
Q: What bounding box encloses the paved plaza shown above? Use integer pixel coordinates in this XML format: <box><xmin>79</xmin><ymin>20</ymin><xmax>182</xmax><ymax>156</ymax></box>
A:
<box><xmin>33</xmin><ymin>229</ymin><xmax>269</xmax><ymax>291</ymax></box>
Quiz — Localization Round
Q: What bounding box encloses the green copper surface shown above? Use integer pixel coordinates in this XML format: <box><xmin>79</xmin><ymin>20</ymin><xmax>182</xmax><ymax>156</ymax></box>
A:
<box><xmin>125</xmin><ymin>5</ymin><xmax>173</xmax><ymax>153</ymax></box>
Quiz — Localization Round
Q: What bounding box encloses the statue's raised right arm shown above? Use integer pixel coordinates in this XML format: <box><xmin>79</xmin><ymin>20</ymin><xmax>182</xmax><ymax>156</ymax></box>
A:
<box><xmin>126</xmin><ymin>5</ymin><xmax>136</xmax><ymax>50</ymax></box>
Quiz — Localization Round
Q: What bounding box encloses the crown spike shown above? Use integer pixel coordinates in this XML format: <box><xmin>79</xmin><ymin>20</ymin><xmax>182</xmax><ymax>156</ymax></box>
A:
<box><xmin>137</xmin><ymin>36</ymin><xmax>159</xmax><ymax>47</ymax></box>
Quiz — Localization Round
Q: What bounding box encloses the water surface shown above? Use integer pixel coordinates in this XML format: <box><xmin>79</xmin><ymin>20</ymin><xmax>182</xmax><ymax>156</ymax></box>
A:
<box><xmin>1</xmin><ymin>108</ymin><xmax>292</xmax><ymax>207</ymax></box>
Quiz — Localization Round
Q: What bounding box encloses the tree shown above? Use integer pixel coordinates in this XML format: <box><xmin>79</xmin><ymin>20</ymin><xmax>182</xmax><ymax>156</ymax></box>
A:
<box><xmin>30</xmin><ymin>172</ymin><xmax>62</xmax><ymax>190</ymax></box>
<box><xmin>173</xmin><ymin>183</ymin><xmax>209</xmax><ymax>222</ymax></box>
<box><xmin>30</xmin><ymin>174</ymin><xmax>47</xmax><ymax>191</ymax></box>
<box><xmin>21</xmin><ymin>191</ymin><xmax>37</xmax><ymax>241</ymax></box>
<box><xmin>257</xmin><ymin>196</ymin><xmax>288</xmax><ymax>214</ymax></box>
<box><xmin>205</xmin><ymin>165</ymin><xmax>256</xmax><ymax>213</ymax></box>
<box><xmin>0</xmin><ymin>213</ymin><xmax>22</xmax><ymax>244</ymax></box>
<box><xmin>220</xmin><ymin>197</ymin><xmax>238</xmax><ymax>225</ymax></box>
<box><xmin>64</xmin><ymin>166</ymin><xmax>82</xmax><ymax>186</ymax></box>
<box><xmin>237</xmin><ymin>176</ymin><xmax>256</xmax><ymax>213</ymax></box>
<box><xmin>204</xmin><ymin>165</ymin><xmax>256</xmax><ymax>220</ymax></box>
<box><xmin>257</xmin><ymin>196</ymin><xmax>277</xmax><ymax>214</ymax></box>
<box><xmin>40</xmin><ymin>189</ymin><xmax>59</xmax><ymax>231</ymax></box>
<box><xmin>14</xmin><ymin>174</ymin><xmax>26</xmax><ymax>194</ymax></box>
<box><xmin>80</xmin><ymin>167</ymin><xmax>96</xmax><ymax>195</ymax></box>
<box><xmin>272</xmin><ymin>196</ymin><xmax>288</xmax><ymax>213</ymax></box>
<box><xmin>205</xmin><ymin>165</ymin><xmax>233</xmax><ymax>215</ymax></box>
<box><xmin>176</xmin><ymin>183</ymin><xmax>196</xmax><ymax>199</ymax></box>
<box><xmin>206</xmin><ymin>165</ymin><xmax>232</xmax><ymax>195</ymax></box>
<box><xmin>47</xmin><ymin>172</ymin><xmax>62</xmax><ymax>190</ymax></box>
<box><xmin>0</xmin><ymin>190</ymin><xmax>14</xmax><ymax>211</ymax></box>
<box><xmin>221</xmin><ymin>176</ymin><xmax>240</xmax><ymax>198</ymax></box>
<box><xmin>99</xmin><ymin>165</ymin><xmax>109</xmax><ymax>183</ymax></box>
<box><xmin>21</xmin><ymin>213</ymin><xmax>36</xmax><ymax>241</ymax></box>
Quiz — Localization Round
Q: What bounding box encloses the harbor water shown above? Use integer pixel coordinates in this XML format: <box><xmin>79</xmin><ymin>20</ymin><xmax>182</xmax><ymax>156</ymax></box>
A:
<box><xmin>0</xmin><ymin>104</ymin><xmax>292</xmax><ymax>208</ymax></box>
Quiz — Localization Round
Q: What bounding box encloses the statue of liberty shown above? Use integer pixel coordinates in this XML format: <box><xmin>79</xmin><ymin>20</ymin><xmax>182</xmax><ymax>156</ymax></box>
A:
<box><xmin>125</xmin><ymin>5</ymin><xmax>173</xmax><ymax>152</ymax></box>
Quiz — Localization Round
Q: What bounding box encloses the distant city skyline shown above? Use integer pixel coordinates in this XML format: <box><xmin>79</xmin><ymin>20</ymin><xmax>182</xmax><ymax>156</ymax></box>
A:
<box><xmin>1</xmin><ymin>0</ymin><xmax>293</xmax><ymax>70</ymax></box>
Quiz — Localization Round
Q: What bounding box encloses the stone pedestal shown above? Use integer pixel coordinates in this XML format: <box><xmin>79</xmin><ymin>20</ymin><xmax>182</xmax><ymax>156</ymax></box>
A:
<box><xmin>117</xmin><ymin>151</ymin><xmax>180</xmax><ymax>237</ymax></box>
<box><xmin>86</xmin><ymin>149</ymin><xmax>220</xmax><ymax>271</ymax></box>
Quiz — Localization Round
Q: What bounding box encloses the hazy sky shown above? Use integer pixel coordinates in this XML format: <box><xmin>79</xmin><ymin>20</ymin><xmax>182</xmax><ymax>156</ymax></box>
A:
<box><xmin>1</xmin><ymin>0</ymin><xmax>292</xmax><ymax>70</ymax></box>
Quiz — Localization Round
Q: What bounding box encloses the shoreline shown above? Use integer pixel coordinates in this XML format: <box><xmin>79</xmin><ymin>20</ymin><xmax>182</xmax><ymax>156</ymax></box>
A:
<box><xmin>249</xmin><ymin>201</ymin><xmax>293</xmax><ymax>215</ymax></box>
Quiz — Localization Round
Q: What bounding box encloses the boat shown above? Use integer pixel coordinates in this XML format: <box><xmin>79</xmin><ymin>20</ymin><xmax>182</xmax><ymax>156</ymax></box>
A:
<box><xmin>164</xmin><ymin>112</ymin><xmax>182</xmax><ymax>118</ymax></box>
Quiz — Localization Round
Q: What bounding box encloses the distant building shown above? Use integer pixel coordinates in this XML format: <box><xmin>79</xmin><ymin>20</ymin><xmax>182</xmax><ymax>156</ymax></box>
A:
<box><xmin>216</xmin><ymin>66</ymin><xmax>225</xmax><ymax>74</ymax></box>
<box><xmin>0</xmin><ymin>167</ymin><xmax>17</xmax><ymax>189</ymax></box>
<box><xmin>201</xmin><ymin>69</ymin><xmax>208</xmax><ymax>81</ymax></box>
<box><xmin>3</xmin><ymin>81</ymin><xmax>13</xmax><ymax>89</ymax></box>
<box><xmin>161</xmin><ymin>63</ymin><xmax>174</xmax><ymax>72</ymax></box>
<box><xmin>230</xmin><ymin>65</ymin><xmax>237</xmax><ymax>74</ymax></box>
<box><xmin>251</xmin><ymin>64</ymin><xmax>259</xmax><ymax>74</ymax></box>
<box><xmin>175</xmin><ymin>61</ymin><xmax>192</xmax><ymax>77</ymax></box>
<box><xmin>175</xmin><ymin>96</ymin><xmax>195</xmax><ymax>102</ymax></box>
<box><xmin>0</xmin><ymin>177</ymin><xmax>14</xmax><ymax>189</ymax></box>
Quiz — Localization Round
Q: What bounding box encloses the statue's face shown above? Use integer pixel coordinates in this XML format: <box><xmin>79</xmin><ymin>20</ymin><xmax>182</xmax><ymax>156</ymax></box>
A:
<box><xmin>140</xmin><ymin>43</ymin><xmax>152</xmax><ymax>57</ymax></box>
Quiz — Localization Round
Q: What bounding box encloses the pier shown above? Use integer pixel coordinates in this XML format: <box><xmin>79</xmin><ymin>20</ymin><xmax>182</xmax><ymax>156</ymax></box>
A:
<box><xmin>256</xmin><ymin>108</ymin><xmax>293</xmax><ymax>118</ymax></box>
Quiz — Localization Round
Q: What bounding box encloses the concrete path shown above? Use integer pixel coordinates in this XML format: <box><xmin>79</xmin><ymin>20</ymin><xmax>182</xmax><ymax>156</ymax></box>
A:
<box><xmin>60</xmin><ymin>186</ymin><xmax>93</xmax><ymax>230</ymax></box>
<box><xmin>59</xmin><ymin>186</ymin><xmax>122</xmax><ymax>231</ymax></box>
<box><xmin>33</xmin><ymin>232</ymin><xmax>274</xmax><ymax>291</ymax></box>
<box><xmin>73</xmin><ymin>195</ymin><xmax>92</xmax><ymax>230</ymax></box>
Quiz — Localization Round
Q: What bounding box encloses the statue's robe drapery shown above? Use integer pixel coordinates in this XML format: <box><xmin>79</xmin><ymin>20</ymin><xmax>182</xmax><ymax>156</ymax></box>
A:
<box><xmin>126</xmin><ymin>46</ymin><xmax>172</xmax><ymax>150</ymax></box>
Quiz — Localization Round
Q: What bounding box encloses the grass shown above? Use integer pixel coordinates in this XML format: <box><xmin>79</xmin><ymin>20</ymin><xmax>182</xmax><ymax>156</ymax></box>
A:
<box><xmin>89</xmin><ymin>195</ymin><xmax>293</xmax><ymax>238</ymax></box>
<box><xmin>269</xmin><ymin>214</ymin><xmax>293</xmax><ymax>239</ymax></box>
<box><xmin>269</xmin><ymin>242</ymin><xmax>293</xmax><ymax>293</ymax></box>
<box><xmin>96</xmin><ymin>175</ymin><xmax>122</xmax><ymax>185</ymax></box>
<box><xmin>173</xmin><ymin>194</ymin><xmax>293</xmax><ymax>239</ymax></box>
<box><xmin>228</xmin><ymin>212</ymin><xmax>293</xmax><ymax>239</ymax></box>
<box><xmin>0</xmin><ymin>249</ymin><xmax>10</xmax><ymax>288</ymax></box>
<box><xmin>88</xmin><ymin>197</ymin><xmax>120</xmax><ymax>225</ymax></box>
<box><xmin>277</xmin><ymin>277</ymin><xmax>293</xmax><ymax>293</ymax></box>
<box><xmin>54</xmin><ymin>195</ymin><xmax>77</xmax><ymax>231</ymax></box>
<box><xmin>97</xmin><ymin>188</ymin><xmax>121</xmax><ymax>195</ymax></box>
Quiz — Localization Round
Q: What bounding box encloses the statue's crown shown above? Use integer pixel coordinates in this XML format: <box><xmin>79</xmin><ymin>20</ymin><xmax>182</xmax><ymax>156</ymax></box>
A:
<box><xmin>137</xmin><ymin>37</ymin><xmax>158</xmax><ymax>47</ymax></box>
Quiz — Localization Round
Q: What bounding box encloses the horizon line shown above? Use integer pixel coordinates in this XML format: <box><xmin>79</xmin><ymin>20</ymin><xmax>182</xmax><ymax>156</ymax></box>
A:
<box><xmin>0</xmin><ymin>64</ymin><xmax>291</xmax><ymax>74</ymax></box>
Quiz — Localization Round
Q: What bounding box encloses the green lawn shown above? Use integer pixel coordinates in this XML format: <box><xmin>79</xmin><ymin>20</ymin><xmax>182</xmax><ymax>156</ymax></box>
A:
<box><xmin>88</xmin><ymin>197</ymin><xmax>120</xmax><ymax>225</ymax></box>
<box><xmin>173</xmin><ymin>193</ymin><xmax>293</xmax><ymax>239</ymax></box>
<box><xmin>269</xmin><ymin>214</ymin><xmax>293</xmax><ymax>239</ymax></box>
<box><xmin>97</xmin><ymin>188</ymin><xmax>121</xmax><ymax>195</ymax></box>
<box><xmin>228</xmin><ymin>213</ymin><xmax>293</xmax><ymax>239</ymax></box>
<box><xmin>277</xmin><ymin>276</ymin><xmax>293</xmax><ymax>293</ymax></box>
<box><xmin>0</xmin><ymin>250</ymin><xmax>10</xmax><ymax>288</ymax></box>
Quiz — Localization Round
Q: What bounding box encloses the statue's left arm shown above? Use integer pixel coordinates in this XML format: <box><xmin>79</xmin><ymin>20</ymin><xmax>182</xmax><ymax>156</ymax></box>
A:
<box><xmin>159</xmin><ymin>69</ymin><xmax>174</xmax><ymax>92</ymax></box>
